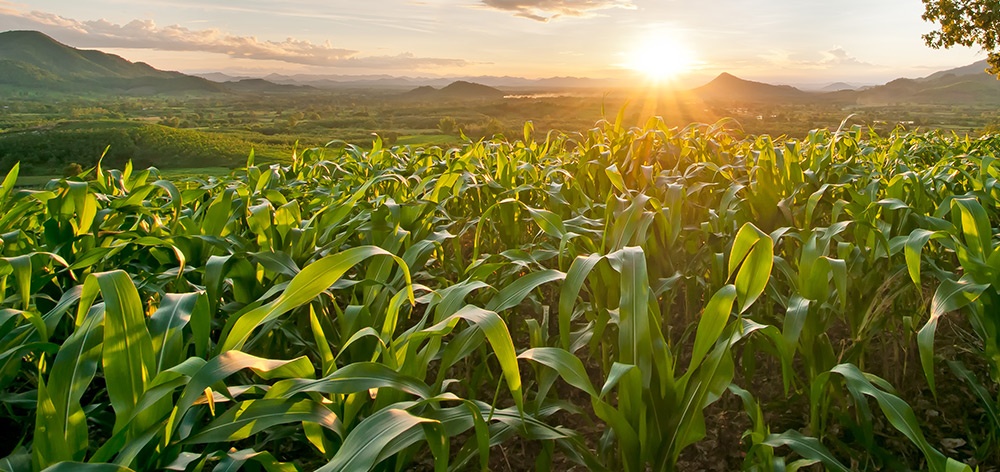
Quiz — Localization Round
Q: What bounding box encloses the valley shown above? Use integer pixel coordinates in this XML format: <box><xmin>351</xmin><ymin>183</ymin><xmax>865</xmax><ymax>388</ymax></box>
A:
<box><xmin>2</xmin><ymin>31</ymin><xmax>1000</xmax><ymax>181</ymax></box>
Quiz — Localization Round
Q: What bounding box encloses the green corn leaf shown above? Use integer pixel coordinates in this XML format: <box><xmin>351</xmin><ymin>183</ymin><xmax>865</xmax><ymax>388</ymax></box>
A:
<box><xmin>42</xmin><ymin>463</ymin><xmax>136</xmax><ymax>472</ymax></box>
<box><xmin>947</xmin><ymin>360</ymin><xmax>1000</xmax><ymax>430</ymax></box>
<box><xmin>430</xmin><ymin>280</ymin><xmax>489</xmax><ymax>324</ymax></box>
<box><xmin>526</xmin><ymin>207</ymin><xmax>567</xmax><ymax>239</ymax></box>
<box><xmin>318</xmin><ymin>408</ymin><xmax>436</xmax><ymax>472</ymax></box>
<box><xmin>904</xmin><ymin>229</ymin><xmax>940</xmax><ymax>286</ymax></box>
<box><xmin>435</xmin><ymin>327</ymin><xmax>485</xmax><ymax>386</ymax></box>
<box><xmin>215</xmin><ymin>449</ymin><xmax>297</xmax><ymax>472</ymax></box>
<box><xmin>250</xmin><ymin>251</ymin><xmax>301</xmax><ymax>277</ymax></box>
<box><xmin>220</xmin><ymin>245</ymin><xmax>413</xmax><ymax>352</ymax></box>
<box><xmin>45</xmin><ymin>285</ymin><xmax>83</xmax><ymax>335</ymax></box>
<box><xmin>3</xmin><ymin>255</ymin><xmax>31</xmax><ymax>312</ymax></box>
<box><xmin>164</xmin><ymin>351</ymin><xmax>314</xmax><ymax>443</ymax></box>
<box><xmin>918</xmin><ymin>275</ymin><xmax>989</xmax><ymax>394</ymax></box>
<box><xmin>800</xmin><ymin>256</ymin><xmax>829</xmax><ymax>302</ymax></box>
<box><xmin>688</xmin><ymin>284</ymin><xmax>737</xmax><ymax>373</ymax></box>
<box><xmin>831</xmin><ymin>363</ymin><xmax>970</xmax><ymax>472</ymax></box>
<box><xmin>951</xmin><ymin>196</ymin><xmax>991</xmax><ymax>262</ymax></box>
<box><xmin>265</xmin><ymin>362</ymin><xmax>432</xmax><ymax>400</ymax></box>
<box><xmin>33</xmin><ymin>379</ymin><xmax>72</xmax><ymax>469</ymax></box>
<box><xmin>184</xmin><ymin>399</ymin><xmax>339</xmax><ymax>444</ymax></box>
<box><xmin>0</xmin><ymin>163</ymin><xmax>18</xmax><ymax>208</ymax></box>
<box><xmin>0</xmin><ymin>448</ymin><xmax>30</xmax><ymax>472</ymax></box>
<box><xmin>762</xmin><ymin>429</ymin><xmax>849</xmax><ymax>472</ymax></box>
<box><xmin>148</xmin><ymin>292</ymin><xmax>204</xmax><ymax>373</ymax></box>
<box><xmin>151</xmin><ymin>179</ymin><xmax>183</xmax><ymax>220</ymax></box>
<box><xmin>558</xmin><ymin>254</ymin><xmax>603</xmax><ymax>351</ymax></box>
<box><xmin>470</xmin><ymin>198</ymin><xmax>518</xmax><ymax>263</ymax></box>
<box><xmin>485</xmin><ymin>269</ymin><xmax>564</xmax><ymax>313</ymax></box>
<box><xmin>89</xmin><ymin>361</ymin><xmax>207</xmax><ymax>464</ymax></box>
<box><xmin>309</xmin><ymin>306</ymin><xmax>336</xmax><ymax>376</ymax></box>
<box><xmin>781</xmin><ymin>295</ymin><xmax>810</xmax><ymax>349</ymax></box>
<box><xmin>426</xmin><ymin>305</ymin><xmax>523</xmax><ymax>413</ymax></box>
<box><xmin>804</xmin><ymin>183</ymin><xmax>831</xmax><ymax>228</ymax></box>
<box><xmin>605</xmin><ymin>164</ymin><xmax>627</xmax><ymax>194</ymax></box>
<box><xmin>519</xmin><ymin>347</ymin><xmax>598</xmax><ymax>397</ymax></box>
<box><xmin>37</xmin><ymin>304</ymin><xmax>105</xmax><ymax>466</ymax></box>
<box><xmin>600</xmin><ymin>363</ymin><xmax>637</xmax><ymax>400</ymax></box>
<box><xmin>729</xmin><ymin>223</ymin><xmax>773</xmax><ymax>313</ymax></box>
<box><xmin>202</xmin><ymin>188</ymin><xmax>234</xmax><ymax>237</ymax></box>
<box><xmin>80</xmin><ymin>271</ymin><xmax>156</xmax><ymax>433</ymax></box>
<box><xmin>607</xmin><ymin>247</ymin><xmax>653</xmax><ymax>386</ymax></box>
<box><xmin>828</xmin><ymin>258</ymin><xmax>847</xmax><ymax>312</ymax></box>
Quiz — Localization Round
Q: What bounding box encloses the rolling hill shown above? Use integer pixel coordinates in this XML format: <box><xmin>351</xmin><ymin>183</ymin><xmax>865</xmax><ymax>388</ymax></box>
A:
<box><xmin>855</xmin><ymin>61</ymin><xmax>1000</xmax><ymax>105</ymax></box>
<box><xmin>401</xmin><ymin>81</ymin><xmax>506</xmax><ymax>101</ymax></box>
<box><xmin>920</xmin><ymin>60</ymin><xmax>990</xmax><ymax>81</ymax></box>
<box><xmin>820</xmin><ymin>82</ymin><xmax>859</xmax><ymax>92</ymax></box>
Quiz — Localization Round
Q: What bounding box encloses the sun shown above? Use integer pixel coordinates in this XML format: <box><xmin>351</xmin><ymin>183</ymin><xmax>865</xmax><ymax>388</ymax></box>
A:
<box><xmin>625</xmin><ymin>31</ymin><xmax>697</xmax><ymax>81</ymax></box>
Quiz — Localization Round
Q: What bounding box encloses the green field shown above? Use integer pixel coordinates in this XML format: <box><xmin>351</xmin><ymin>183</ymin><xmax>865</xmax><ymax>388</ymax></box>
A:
<box><xmin>0</xmin><ymin>120</ymin><xmax>299</xmax><ymax>175</ymax></box>
<box><xmin>0</xmin><ymin>118</ymin><xmax>997</xmax><ymax>471</ymax></box>
<box><xmin>15</xmin><ymin>166</ymin><xmax>233</xmax><ymax>188</ymax></box>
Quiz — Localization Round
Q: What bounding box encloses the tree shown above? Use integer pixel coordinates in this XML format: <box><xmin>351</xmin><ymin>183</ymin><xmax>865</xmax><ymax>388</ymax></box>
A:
<box><xmin>922</xmin><ymin>0</ymin><xmax>1000</xmax><ymax>76</ymax></box>
<box><xmin>63</xmin><ymin>162</ymin><xmax>84</xmax><ymax>176</ymax></box>
<box><xmin>438</xmin><ymin>116</ymin><xmax>457</xmax><ymax>135</ymax></box>
<box><xmin>482</xmin><ymin>117</ymin><xmax>506</xmax><ymax>137</ymax></box>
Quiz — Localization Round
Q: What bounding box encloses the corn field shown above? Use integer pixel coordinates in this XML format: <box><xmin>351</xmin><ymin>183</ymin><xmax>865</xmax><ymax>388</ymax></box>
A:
<box><xmin>1</xmin><ymin>115</ymin><xmax>998</xmax><ymax>471</ymax></box>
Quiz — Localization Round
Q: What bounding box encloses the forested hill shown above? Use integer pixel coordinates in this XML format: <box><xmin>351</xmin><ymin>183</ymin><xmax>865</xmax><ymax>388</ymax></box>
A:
<box><xmin>0</xmin><ymin>30</ymin><xmax>222</xmax><ymax>95</ymax></box>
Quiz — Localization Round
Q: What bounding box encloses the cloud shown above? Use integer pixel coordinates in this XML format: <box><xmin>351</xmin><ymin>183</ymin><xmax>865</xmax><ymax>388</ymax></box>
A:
<box><xmin>0</xmin><ymin>3</ymin><xmax>469</xmax><ymax>69</ymax></box>
<box><xmin>820</xmin><ymin>47</ymin><xmax>870</xmax><ymax>67</ymax></box>
<box><xmin>338</xmin><ymin>52</ymin><xmax>471</xmax><ymax>69</ymax></box>
<box><xmin>757</xmin><ymin>47</ymin><xmax>876</xmax><ymax>71</ymax></box>
<box><xmin>480</xmin><ymin>0</ymin><xmax>635</xmax><ymax>22</ymax></box>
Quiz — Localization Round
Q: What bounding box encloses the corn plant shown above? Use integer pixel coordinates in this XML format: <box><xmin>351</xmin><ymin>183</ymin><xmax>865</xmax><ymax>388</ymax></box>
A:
<box><xmin>0</xmin><ymin>119</ymin><xmax>995</xmax><ymax>471</ymax></box>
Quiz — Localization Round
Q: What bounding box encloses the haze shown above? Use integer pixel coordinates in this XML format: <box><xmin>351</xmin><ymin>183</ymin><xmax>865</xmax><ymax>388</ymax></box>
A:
<box><xmin>0</xmin><ymin>0</ymin><xmax>986</xmax><ymax>86</ymax></box>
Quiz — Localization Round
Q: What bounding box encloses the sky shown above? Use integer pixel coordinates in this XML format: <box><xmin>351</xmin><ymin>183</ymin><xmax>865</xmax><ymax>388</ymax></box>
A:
<box><xmin>0</xmin><ymin>0</ymin><xmax>987</xmax><ymax>86</ymax></box>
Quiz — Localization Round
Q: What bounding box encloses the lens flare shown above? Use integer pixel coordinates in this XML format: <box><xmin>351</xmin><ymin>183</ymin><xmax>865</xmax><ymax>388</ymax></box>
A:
<box><xmin>625</xmin><ymin>31</ymin><xmax>697</xmax><ymax>81</ymax></box>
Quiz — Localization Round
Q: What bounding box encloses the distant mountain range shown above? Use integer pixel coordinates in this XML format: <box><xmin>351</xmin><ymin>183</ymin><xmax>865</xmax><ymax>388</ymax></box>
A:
<box><xmin>1</xmin><ymin>29</ymin><xmax>999</xmax><ymax>106</ymax></box>
<box><xmin>197</xmin><ymin>72</ymin><xmax>620</xmax><ymax>90</ymax></box>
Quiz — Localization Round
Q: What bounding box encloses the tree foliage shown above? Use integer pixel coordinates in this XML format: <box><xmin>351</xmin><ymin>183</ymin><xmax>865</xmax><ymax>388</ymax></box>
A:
<box><xmin>922</xmin><ymin>0</ymin><xmax>1000</xmax><ymax>76</ymax></box>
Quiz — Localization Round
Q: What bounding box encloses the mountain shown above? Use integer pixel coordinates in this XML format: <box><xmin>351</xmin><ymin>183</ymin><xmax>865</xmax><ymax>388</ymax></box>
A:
<box><xmin>820</xmin><ymin>82</ymin><xmax>859</xmax><ymax>92</ymax></box>
<box><xmin>692</xmin><ymin>73</ymin><xmax>811</xmax><ymax>102</ymax></box>
<box><xmin>401</xmin><ymin>81</ymin><xmax>506</xmax><ymax>101</ymax></box>
<box><xmin>438</xmin><ymin>81</ymin><xmax>506</xmax><ymax>99</ymax></box>
<box><xmin>855</xmin><ymin>61</ymin><xmax>1000</xmax><ymax>105</ymax></box>
<box><xmin>920</xmin><ymin>60</ymin><xmax>990</xmax><ymax>81</ymax></box>
<box><xmin>686</xmin><ymin>63</ymin><xmax>1000</xmax><ymax>106</ymax></box>
<box><xmin>0</xmin><ymin>30</ymin><xmax>222</xmax><ymax>95</ymax></box>
<box><xmin>0</xmin><ymin>30</ymin><xmax>177</xmax><ymax>80</ymax></box>
<box><xmin>403</xmin><ymin>85</ymin><xmax>438</xmax><ymax>99</ymax></box>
